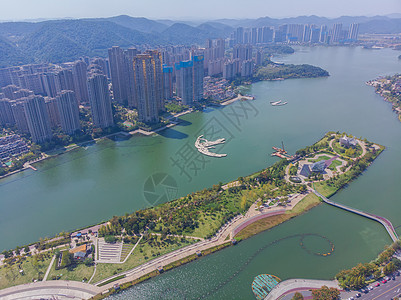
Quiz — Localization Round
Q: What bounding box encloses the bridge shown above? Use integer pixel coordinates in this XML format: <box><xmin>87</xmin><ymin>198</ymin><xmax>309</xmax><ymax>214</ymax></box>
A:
<box><xmin>312</xmin><ymin>190</ymin><xmax>398</xmax><ymax>243</ymax></box>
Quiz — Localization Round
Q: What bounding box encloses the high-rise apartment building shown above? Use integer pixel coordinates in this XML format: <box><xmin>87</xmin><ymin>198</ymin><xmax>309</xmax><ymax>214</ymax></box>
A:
<box><xmin>233</xmin><ymin>44</ymin><xmax>253</xmax><ymax>62</ymax></box>
<box><xmin>0</xmin><ymin>99</ymin><xmax>15</xmax><ymax>126</ymax></box>
<box><xmin>23</xmin><ymin>95</ymin><xmax>52</xmax><ymax>143</ymax></box>
<box><xmin>332</xmin><ymin>23</ymin><xmax>343</xmax><ymax>42</ymax></box>
<box><xmin>162</xmin><ymin>66</ymin><xmax>173</xmax><ymax>100</ymax></box>
<box><xmin>236</xmin><ymin>27</ymin><xmax>244</xmax><ymax>44</ymax></box>
<box><xmin>193</xmin><ymin>55</ymin><xmax>204</xmax><ymax>102</ymax></box>
<box><xmin>11</xmin><ymin>100</ymin><xmax>29</xmax><ymax>133</ymax></box>
<box><xmin>176</xmin><ymin>60</ymin><xmax>194</xmax><ymax>106</ymax></box>
<box><xmin>55</xmin><ymin>91</ymin><xmax>80</xmax><ymax>134</ymax></box>
<box><xmin>133</xmin><ymin>54</ymin><xmax>160</xmax><ymax>124</ymax></box>
<box><xmin>108</xmin><ymin>46</ymin><xmax>131</xmax><ymax>106</ymax></box>
<box><xmin>87</xmin><ymin>72</ymin><xmax>114</xmax><ymax>128</ymax></box>
<box><xmin>41</xmin><ymin>73</ymin><xmax>58</xmax><ymax>98</ymax></box>
<box><xmin>44</xmin><ymin>97</ymin><xmax>61</xmax><ymax>128</ymax></box>
<box><xmin>56</xmin><ymin>69</ymin><xmax>75</xmax><ymax>93</ymax></box>
<box><xmin>348</xmin><ymin>23</ymin><xmax>359</xmax><ymax>41</ymax></box>
<box><xmin>72</xmin><ymin>61</ymin><xmax>89</xmax><ymax>104</ymax></box>
<box><xmin>145</xmin><ymin>50</ymin><xmax>164</xmax><ymax>112</ymax></box>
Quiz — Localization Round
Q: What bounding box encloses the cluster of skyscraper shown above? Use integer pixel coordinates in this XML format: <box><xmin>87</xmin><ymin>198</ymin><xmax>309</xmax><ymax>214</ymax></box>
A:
<box><xmin>108</xmin><ymin>46</ymin><xmax>204</xmax><ymax>121</ymax></box>
<box><xmin>0</xmin><ymin>59</ymin><xmax>115</xmax><ymax>143</ymax></box>
<box><xmin>0</xmin><ymin>45</ymin><xmax>208</xmax><ymax>144</ymax></box>
<box><xmin>231</xmin><ymin>23</ymin><xmax>359</xmax><ymax>45</ymax></box>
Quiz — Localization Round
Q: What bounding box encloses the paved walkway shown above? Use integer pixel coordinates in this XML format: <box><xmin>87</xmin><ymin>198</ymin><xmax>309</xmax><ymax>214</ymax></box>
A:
<box><xmin>0</xmin><ymin>280</ymin><xmax>102</xmax><ymax>300</ymax></box>
<box><xmin>42</xmin><ymin>255</ymin><xmax>56</xmax><ymax>281</ymax></box>
<box><xmin>265</xmin><ymin>278</ymin><xmax>339</xmax><ymax>300</ymax></box>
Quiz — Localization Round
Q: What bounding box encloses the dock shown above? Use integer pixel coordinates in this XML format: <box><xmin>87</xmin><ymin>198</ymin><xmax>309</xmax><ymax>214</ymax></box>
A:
<box><xmin>271</xmin><ymin>143</ymin><xmax>297</xmax><ymax>161</ymax></box>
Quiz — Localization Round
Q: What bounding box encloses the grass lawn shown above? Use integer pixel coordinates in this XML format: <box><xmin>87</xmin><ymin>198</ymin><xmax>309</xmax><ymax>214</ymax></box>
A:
<box><xmin>47</xmin><ymin>261</ymin><xmax>95</xmax><ymax>282</ymax></box>
<box><xmin>235</xmin><ymin>193</ymin><xmax>321</xmax><ymax>240</ymax></box>
<box><xmin>235</xmin><ymin>214</ymin><xmax>293</xmax><ymax>240</ymax></box>
<box><xmin>120</xmin><ymin>244</ymin><xmax>134</xmax><ymax>262</ymax></box>
<box><xmin>191</xmin><ymin>212</ymin><xmax>224</xmax><ymax>238</ymax></box>
<box><xmin>91</xmin><ymin>236</ymin><xmax>196</xmax><ymax>284</ymax></box>
<box><xmin>0</xmin><ymin>252</ymin><xmax>54</xmax><ymax>289</ymax></box>
<box><xmin>308</xmin><ymin>155</ymin><xmax>331</xmax><ymax>162</ymax></box>
<box><xmin>328</xmin><ymin>159</ymin><xmax>342</xmax><ymax>171</ymax></box>
<box><xmin>286</xmin><ymin>193</ymin><xmax>321</xmax><ymax>215</ymax></box>
<box><xmin>314</xmin><ymin>182</ymin><xmax>338</xmax><ymax>198</ymax></box>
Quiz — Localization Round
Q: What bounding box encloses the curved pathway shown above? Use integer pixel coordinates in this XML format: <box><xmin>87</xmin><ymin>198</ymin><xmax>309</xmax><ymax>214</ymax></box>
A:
<box><xmin>313</xmin><ymin>190</ymin><xmax>398</xmax><ymax>242</ymax></box>
<box><xmin>0</xmin><ymin>280</ymin><xmax>102</xmax><ymax>300</ymax></box>
<box><xmin>265</xmin><ymin>278</ymin><xmax>339</xmax><ymax>300</ymax></box>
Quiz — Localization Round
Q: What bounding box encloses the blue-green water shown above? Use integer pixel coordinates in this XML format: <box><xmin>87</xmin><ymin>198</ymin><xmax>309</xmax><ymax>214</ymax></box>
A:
<box><xmin>1</xmin><ymin>46</ymin><xmax>401</xmax><ymax>299</ymax></box>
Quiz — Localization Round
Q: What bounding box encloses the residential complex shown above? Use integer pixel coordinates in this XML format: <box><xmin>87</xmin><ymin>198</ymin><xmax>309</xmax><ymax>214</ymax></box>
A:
<box><xmin>231</xmin><ymin>22</ymin><xmax>359</xmax><ymax>45</ymax></box>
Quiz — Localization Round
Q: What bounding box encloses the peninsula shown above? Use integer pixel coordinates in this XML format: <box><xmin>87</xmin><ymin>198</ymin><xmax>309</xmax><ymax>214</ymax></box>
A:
<box><xmin>0</xmin><ymin>131</ymin><xmax>387</xmax><ymax>300</ymax></box>
<box><xmin>367</xmin><ymin>74</ymin><xmax>401</xmax><ymax>121</ymax></box>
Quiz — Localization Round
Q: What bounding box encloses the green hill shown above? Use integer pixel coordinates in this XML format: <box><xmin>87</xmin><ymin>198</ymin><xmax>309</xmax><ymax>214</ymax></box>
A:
<box><xmin>20</xmin><ymin>20</ymin><xmax>160</xmax><ymax>63</ymax></box>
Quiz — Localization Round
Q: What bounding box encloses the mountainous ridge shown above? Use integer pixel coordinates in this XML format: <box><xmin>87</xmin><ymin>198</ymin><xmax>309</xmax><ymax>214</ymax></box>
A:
<box><xmin>0</xmin><ymin>15</ymin><xmax>400</xmax><ymax>68</ymax></box>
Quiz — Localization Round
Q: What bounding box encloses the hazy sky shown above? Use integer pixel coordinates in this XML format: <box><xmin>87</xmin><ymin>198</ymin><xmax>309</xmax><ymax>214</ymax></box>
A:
<box><xmin>1</xmin><ymin>0</ymin><xmax>401</xmax><ymax>21</ymax></box>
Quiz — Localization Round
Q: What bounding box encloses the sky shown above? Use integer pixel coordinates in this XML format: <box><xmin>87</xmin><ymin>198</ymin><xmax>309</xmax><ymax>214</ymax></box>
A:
<box><xmin>1</xmin><ymin>0</ymin><xmax>401</xmax><ymax>21</ymax></box>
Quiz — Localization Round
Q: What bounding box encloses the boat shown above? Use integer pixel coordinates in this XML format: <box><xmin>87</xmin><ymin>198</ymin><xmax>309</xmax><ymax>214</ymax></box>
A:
<box><xmin>270</xmin><ymin>100</ymin><xmax>288</xmax><ymax>106</ymax></box>
<box><xmin>270</xmin><ymin>100</ymin><xmax>282</xmax><ymax>105</ymax></box>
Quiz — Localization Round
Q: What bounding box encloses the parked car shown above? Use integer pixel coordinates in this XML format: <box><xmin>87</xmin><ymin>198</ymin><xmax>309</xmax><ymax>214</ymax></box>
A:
<box><xmin>375</xmin><ymin>282</ymin><xmax>380</xmax><ymax>287</ymax></box>
<box><xmin>382</xmin><ymin>279</ymin><xmax>387</xmax><ymax>284</ymax></box>
<box><xmin>356</xmin><ymin>293</ymin><xmax>361</xmax><ymax>298</ymax></box>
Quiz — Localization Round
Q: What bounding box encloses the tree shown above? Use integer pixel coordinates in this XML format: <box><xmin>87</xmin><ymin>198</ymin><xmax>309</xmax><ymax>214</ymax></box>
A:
<box><xmin>383</xmin><ymin>262</ymin><xmax>397</xmax><ymax>276</ymax></box>
<box><xmin>292</xmin><ymin>292</ymin><xmax>304</xmax><ymax>300</ymax></box>
<box><xmin>311</xmin><ymin>286</ymin><xmax>340</xmax><ymax>300</ymax></box>
<box><xmin>104</xmin><ymin>235</ymin><xmax>117</xmax><ymax>243</ymax></box>
<box><xmin>84</xmin><ymin>257</ymin><xmax>94</xmax><ymax>266</ymax></box>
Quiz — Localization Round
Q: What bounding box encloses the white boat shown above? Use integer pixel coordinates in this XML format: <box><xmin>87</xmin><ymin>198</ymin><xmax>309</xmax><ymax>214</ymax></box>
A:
<box><xmin>270</xmin><ymin>100</ymin><xmax>282</xmax><ymax>105</ymax></box>
<box><xmin>271</xmin><ymin>100</ymin><xmax>288</xmax><ymax>106</ymax></box>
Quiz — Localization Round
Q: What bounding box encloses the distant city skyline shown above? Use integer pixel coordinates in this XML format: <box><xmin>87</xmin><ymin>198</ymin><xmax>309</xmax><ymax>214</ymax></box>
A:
<box><xmin>1</xmin><ymin>0</ymin><xmax>401</xmax><ymax>21</ymax></box>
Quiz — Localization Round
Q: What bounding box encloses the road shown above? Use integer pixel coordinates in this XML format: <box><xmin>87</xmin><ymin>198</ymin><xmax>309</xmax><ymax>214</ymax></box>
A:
<box><xmin>271</xmin><ymin>274</ymin><xmax>401</xmax><ymax>300</ymax></box>
<box><xmin>0</xmin><ymin>280</ymin><xmax>102</xmax><ymax>300</ymax></box>
<box><xmin>340</xmin><ymin>274</ymin><xmax>401</xmax><ymax>300</ymax></box>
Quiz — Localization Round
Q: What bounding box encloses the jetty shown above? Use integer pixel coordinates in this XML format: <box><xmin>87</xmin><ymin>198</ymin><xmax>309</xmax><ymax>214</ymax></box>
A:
<box><xmin>195</xmin><ymin>135</ymin><xmax>227</xmax><ymax>158</ymax></box>
<box><xmin>271</xmin><ymin>142</ymin><xmax>297</xmax><ymax>161</ymax></box>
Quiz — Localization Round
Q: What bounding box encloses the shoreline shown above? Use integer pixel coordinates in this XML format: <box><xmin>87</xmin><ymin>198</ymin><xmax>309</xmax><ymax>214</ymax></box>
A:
<box><xmin>366</xmin><ymin>76</ymin><xmax>401</xmax><ymax>122</ymax></box>
<box><xmin>0</xmin><ymin>108</ymin><xmax>198</xmax><ymax>181</ymax></box>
